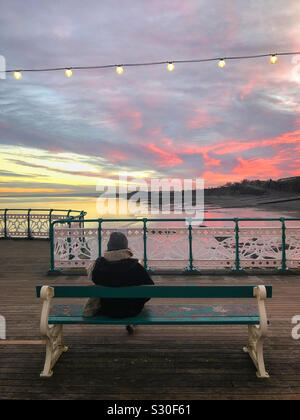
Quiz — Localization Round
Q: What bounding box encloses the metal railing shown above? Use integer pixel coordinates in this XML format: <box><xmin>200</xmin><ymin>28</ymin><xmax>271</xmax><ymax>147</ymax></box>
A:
<box><xmin>49</xmin><ymin>217</ymin><xmax>300</xmax><ymax>273</ymax></box>
<box><xmin>0</xmin><ymin>209</ymin><xmax>86</xmax><ymax>239</ymax></box>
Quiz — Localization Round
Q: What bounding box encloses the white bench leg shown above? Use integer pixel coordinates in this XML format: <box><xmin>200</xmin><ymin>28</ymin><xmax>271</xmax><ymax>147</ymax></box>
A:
<box><xmin>243</xmin><ymin>325</ymin><xmax>269</xmax><ymax>379</ymax></box>
<box><xmin>40</xmin><ymin>325</ymin><xmax>68</xmax><ymax>378</ymax></box>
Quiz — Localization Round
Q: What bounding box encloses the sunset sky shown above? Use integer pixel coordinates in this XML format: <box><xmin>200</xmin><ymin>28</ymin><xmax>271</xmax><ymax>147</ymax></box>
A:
<box><xmin>0</xmin><ymin>0</ymin><xmax>300</xmax><ymax>196</ymax></box>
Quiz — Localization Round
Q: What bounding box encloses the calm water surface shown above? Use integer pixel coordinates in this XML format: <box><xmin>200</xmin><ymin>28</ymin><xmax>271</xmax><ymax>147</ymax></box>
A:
<box><xmin>1</xmin><ymin>196</ymin><xmax>299</xmax><ymax>228</ymax></box>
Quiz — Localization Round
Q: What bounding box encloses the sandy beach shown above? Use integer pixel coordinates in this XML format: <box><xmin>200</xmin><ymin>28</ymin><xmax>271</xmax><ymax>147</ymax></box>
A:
<box><xmin>205</xmin><ymin>192</ymin><xmax>300</xmax><ymax>217</ymax></box>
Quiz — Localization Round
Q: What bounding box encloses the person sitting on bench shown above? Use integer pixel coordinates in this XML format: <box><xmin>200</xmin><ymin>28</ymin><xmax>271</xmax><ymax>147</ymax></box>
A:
<box><xmin>83</xmin><ymin>231</ymin><xmax>154</xmax><ymax>323</ymax></box>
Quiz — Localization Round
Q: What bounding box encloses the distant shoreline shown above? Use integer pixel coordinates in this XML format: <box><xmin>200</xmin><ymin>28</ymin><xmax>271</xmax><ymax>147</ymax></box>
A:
<box><xmin>204</xmin><ymin>193</ymin><xmax>300</xmax><ymax>217</ymax></box>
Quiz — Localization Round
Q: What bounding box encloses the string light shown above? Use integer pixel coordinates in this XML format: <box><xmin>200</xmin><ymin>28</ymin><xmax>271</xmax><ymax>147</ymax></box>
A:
<box><xmin>116</xmin><ymin>65</ymin><xmax>124</xmax><ymax>74</ymax></box>
<box><xmin>14</xmin><ymin>71</ymin><xmax>22</xmax><ymax>79</ymax></box>
<box><xmin>6</xmin><ymin>51</ymin><xmax>299</xmax><ymax>79</ymax></box>
<box><xmin>65</xmin><ymin>68</ymin><xmax>72</xmax><ymax>78</ymax></box>
<box><xmin>167</xmin><ymin>62</ymin><xmax>175</xmax><ymax>71</ymax></box>
<box><xmin>218</xmin><ymin>58</ymin><xmax>226</xmax><ymax>68</ymax></box>
<box><xmin>270</xmin><ymin>54</ymin><xmax>278</xmax><ymax>64</ymax></box>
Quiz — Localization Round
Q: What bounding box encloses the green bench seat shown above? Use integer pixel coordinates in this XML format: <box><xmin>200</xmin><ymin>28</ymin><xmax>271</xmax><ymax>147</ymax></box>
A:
<box><xmin>49</xmin><ymin>303</ymin><xmax>261</xmax><ymax>325</ymax></box>
<box><xmin>36</xmin><ymin>285</ymin><xmax>272</xmax><ymax>379</ymax></box>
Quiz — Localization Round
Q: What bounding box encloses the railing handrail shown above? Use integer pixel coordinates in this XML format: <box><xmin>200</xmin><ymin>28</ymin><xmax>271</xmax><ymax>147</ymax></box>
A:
<box><xmin>51</xmin><ymin>216</ymin><xmax>300</xmax><ymax>226</ymax></box>
<box><xmin>0</xmin><ymin>208</ymin><xmax>86</xmax><ymax>214</ymax></box>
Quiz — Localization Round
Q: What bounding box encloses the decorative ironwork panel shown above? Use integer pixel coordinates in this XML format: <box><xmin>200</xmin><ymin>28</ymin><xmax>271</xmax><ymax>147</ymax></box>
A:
<box><xmin>29</xmin><ymin>214</ymin><xmax>50</xmax><ymax>238</ymax></box>
<box><xmin>54</xmin><ymin>228</ymin><xmax>98</xmax><ymax>268</ymax></box>
<box><xmin>192</xmin><ymin>228</ymin><xmax>236</xmax><ymax>269</ymax></box>
<box><xmin>5</xmin><ymin>214</ymin><xmax>28</xmax><ymax>238</ymax></box>
<box><xmin>147</xmin><ymin>228</ymin><xmax>189</xmax><ymax>269</ymax></box>
<box><xmin>286</xmin><ymin>228</ymin><xmax>300</xmax><ymax>268</ymax></box>
<box><xmin>239</xmin><ymin>228</ymin><xmax>282</xmax><ymax>268</ymax></box>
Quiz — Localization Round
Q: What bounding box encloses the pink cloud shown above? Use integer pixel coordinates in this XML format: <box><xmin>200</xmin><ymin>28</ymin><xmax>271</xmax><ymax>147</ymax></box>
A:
<box><xmin>109</xmin><ymin>99</ymin><xmax>143</xmax><ymax>132</ymax></box>
<box><xmin>239</xmin><ymin>74</ymin><xmax>265</xmax><ymax>99</ymax></box>
<box><xmin>148</xmin><ymin>127</ymin><xmax>163</xmax><ymax>137</ymax></box>
<box><xmin>232</xmin><ymin>156</ymin><xmax>283</xmax><ymax>178</ymax></box>
<box><xmin>204</xmin><ymin>156</ymin><xmax>221</xmax><ymax>166</ymax></box>
<box><xmin>145</xmin><ymin>143</ymin><xmax>183</xmax><ymax>167</ymax></box>
<box><xmin>201</xmin><ymin>170</ymin><xmax>240</xmax><ymax>187</ymax></box>
<box><xmin>204</xmin><ymin>129</ymin><xmax>300</xmax><ymax>156</ymax></box>
<box><xmin>107</xmin><ymin>150</ymin><xmax>128</xmax><ymax>163</ymax></box>
<box><xmin>186</xmin><ymin>109</ymin><xmax>219</xmax><ymax>130</ymax></box>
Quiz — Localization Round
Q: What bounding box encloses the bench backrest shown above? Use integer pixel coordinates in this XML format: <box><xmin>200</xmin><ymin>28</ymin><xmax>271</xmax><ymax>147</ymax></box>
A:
<box><xmin>36</xmin><ymin>285</ymin><xmax>272</xmax><ymax>299</ymax></box>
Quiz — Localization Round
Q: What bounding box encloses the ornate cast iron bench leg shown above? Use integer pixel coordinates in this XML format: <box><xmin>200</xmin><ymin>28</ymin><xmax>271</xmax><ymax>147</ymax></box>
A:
<box><xmin>41</xmin><ymin>325</ymin><xmax>68</xmax><ymax>378</ymax></box>
<box><xmin>243</xmin><ymin>286</ymin><xmax>270</xmax><ymax>379</ymax></box>
<box><xmin>243</xmin><ymin>325</ymin><xmax>269</xmax><ymax>378</ymax></box>
<box><xmin>39</xmin><ymin>286</ymin><xmax>68</xmax><ymax>378</ymax></box>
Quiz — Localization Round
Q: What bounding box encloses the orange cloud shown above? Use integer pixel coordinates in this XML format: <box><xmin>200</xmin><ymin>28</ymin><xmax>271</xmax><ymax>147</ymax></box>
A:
<box><xmin>232</xmin><ymin>157</ymin><xmax>283</xmax><ymax>178</ymax></box>
<box><xmin>145</xmin><ymin>143</ymin><xmax>183</xmax><ymax>167</ymax></box>
<box><xmin>204</xmin><ymin>129</ymin><xmax>300</xmax><ymax>156</ymax></box>
<box><xmin>202</xmin><ymin>171</ymin><xmax>240</xmax><ymax>187</ymax></box>
<box><xmin>204</xmin><ymin>157</ymin><xmax>221</xmax><ymax>166</ymax></box>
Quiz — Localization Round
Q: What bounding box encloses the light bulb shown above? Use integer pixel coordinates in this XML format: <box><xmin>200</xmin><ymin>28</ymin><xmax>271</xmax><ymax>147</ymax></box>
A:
<box><xmin>270</xmin><ymin>54</ymin><xmax>278</xmax><ymax>64</ymax></box>
<box><xmin>167</xmin><ymin>62</ymin><xmax>174</xmax><ymax>71</ymax></box>
<box><xmin>218</xmin><ymin>59</ymin><xmax>226</xmax><ymax>68</ymax></box>
<box><xmin>116</xmin><ymin>65</ymin><xmax>124</xmax><ymax>74</ymax></box>
<box><xmin>14</xmin><ymin>71</ymin><xmax>22</xmax><ymax>80</ymax></box>
<box><xmin>65</xmin><ymin>68</ymin><xmax>72</xmax><ymax>78</ymax></box>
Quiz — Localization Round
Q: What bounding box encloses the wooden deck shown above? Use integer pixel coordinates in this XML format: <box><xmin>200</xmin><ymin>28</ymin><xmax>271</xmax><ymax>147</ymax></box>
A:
<box><xmin>0</xmin><ymin>240</ymin><xmax>300</xmax><ymax>400</ymax></box>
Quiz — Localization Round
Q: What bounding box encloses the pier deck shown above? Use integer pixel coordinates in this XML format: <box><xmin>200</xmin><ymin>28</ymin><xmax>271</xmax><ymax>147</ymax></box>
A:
<box><xmin>0</xmin><ymin>240</ymin><xmax>300</xmax><ymax>400</ymax></box>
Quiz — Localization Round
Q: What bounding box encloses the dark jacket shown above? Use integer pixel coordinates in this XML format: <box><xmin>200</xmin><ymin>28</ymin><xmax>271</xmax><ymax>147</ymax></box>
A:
<box><xmin>92</xmin><ymin>257</ymin><xmax>154</xmax><ymax>318</ymax></box>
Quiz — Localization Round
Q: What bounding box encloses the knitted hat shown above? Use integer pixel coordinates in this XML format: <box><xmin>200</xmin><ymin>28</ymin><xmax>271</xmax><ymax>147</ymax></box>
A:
<box><xmin>107</xmin><ymin>231</ymin><xmax>128</xmax><ymax>251</ymax></box>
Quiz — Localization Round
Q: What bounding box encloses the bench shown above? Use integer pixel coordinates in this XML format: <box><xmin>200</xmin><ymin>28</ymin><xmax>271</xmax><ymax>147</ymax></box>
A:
<box><xmin>36</xmin><ymin>285</ymin><xmax>272</xmax><ymax>379</ymax></box>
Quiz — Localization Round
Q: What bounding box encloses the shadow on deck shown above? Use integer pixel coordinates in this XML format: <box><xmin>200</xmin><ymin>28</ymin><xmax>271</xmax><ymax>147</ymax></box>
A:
<box><xmin>0</xmin><ymin>240</ymin><xmax>300</xmax><ymax>400</ymax></box>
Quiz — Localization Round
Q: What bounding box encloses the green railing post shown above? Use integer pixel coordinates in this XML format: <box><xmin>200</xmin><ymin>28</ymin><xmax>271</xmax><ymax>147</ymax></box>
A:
<box><xmin>185</xmin><ymin>220</ymin><xmax>197</xmax><ymax>272</ymax></box>
<box><xmin>143</xmin><ymin>218</ymin><xmax>149</xmax><ymax>271</ymax></box>
<box><xmin>4</xmin><ymin>209</ymin><xmax>8</xmax><ymax>238</ymax></box>
<box><xmin>67</xmin><ymin>210</ymin><xmax>72</xmax><ymax>261</ymax></box>
<box><xmin>27</xmin><ymin>209</ymin><xmax>32</xmax><ymax>239</ymax></box>
<box><xmin>48</xmin><ymin>220</ymin><xmax>62</xmax><ymax>275</ymax></box>
<box><xmin>233</xmin><ymin>218</ymin><xmax>241</xmax><ymax>271</ymax></box>
<box><xmin>79</xmin><ymin>211</ymin><xmax>86</xmax><ymax>249</ymax></box>
<box><xmin>190</xmin><ymin>222</ymin><xmax>196</xmax><ymax>271</ymax></box>
<box><xmin>49</xmin><ymin>209</ymin><xmax>53</xmax><ymax>237</ymax></box>
<box><xmin>280</xmin><ymin>218</ymin><xmax>287</xmax><ymax>271</ymax></box>
<box><xmin>98</xmin><ymin>219</ymin><xmax>102</xmax><ymax>258</ymax></box>
<box><xmin>49</xmin><ymin>221</ymin><xmax>55</xmax><ymax>272</ymax></box>
<box><xmin>80</xmin><ymin>211</ymin><xmax>85</xmax><ymax>229</ymax></box>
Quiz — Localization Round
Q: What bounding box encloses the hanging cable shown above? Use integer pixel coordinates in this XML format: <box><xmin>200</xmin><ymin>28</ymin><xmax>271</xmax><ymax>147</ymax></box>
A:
<box><xmin>2</xmin><ymin>51</ymin><xmax>299</xmax><ymax>76</ymax></box>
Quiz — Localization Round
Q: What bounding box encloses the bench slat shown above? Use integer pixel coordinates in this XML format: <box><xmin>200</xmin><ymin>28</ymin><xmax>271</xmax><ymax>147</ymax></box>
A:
<box><xmin>37</xmin><ymin>285</ymin><xmax>272</xmax><ymax>299</ymax></box>
<box><xmin>49</xmin><ymin>304</ymin><xmax>260</xmax><ymax>325</ymax></box>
